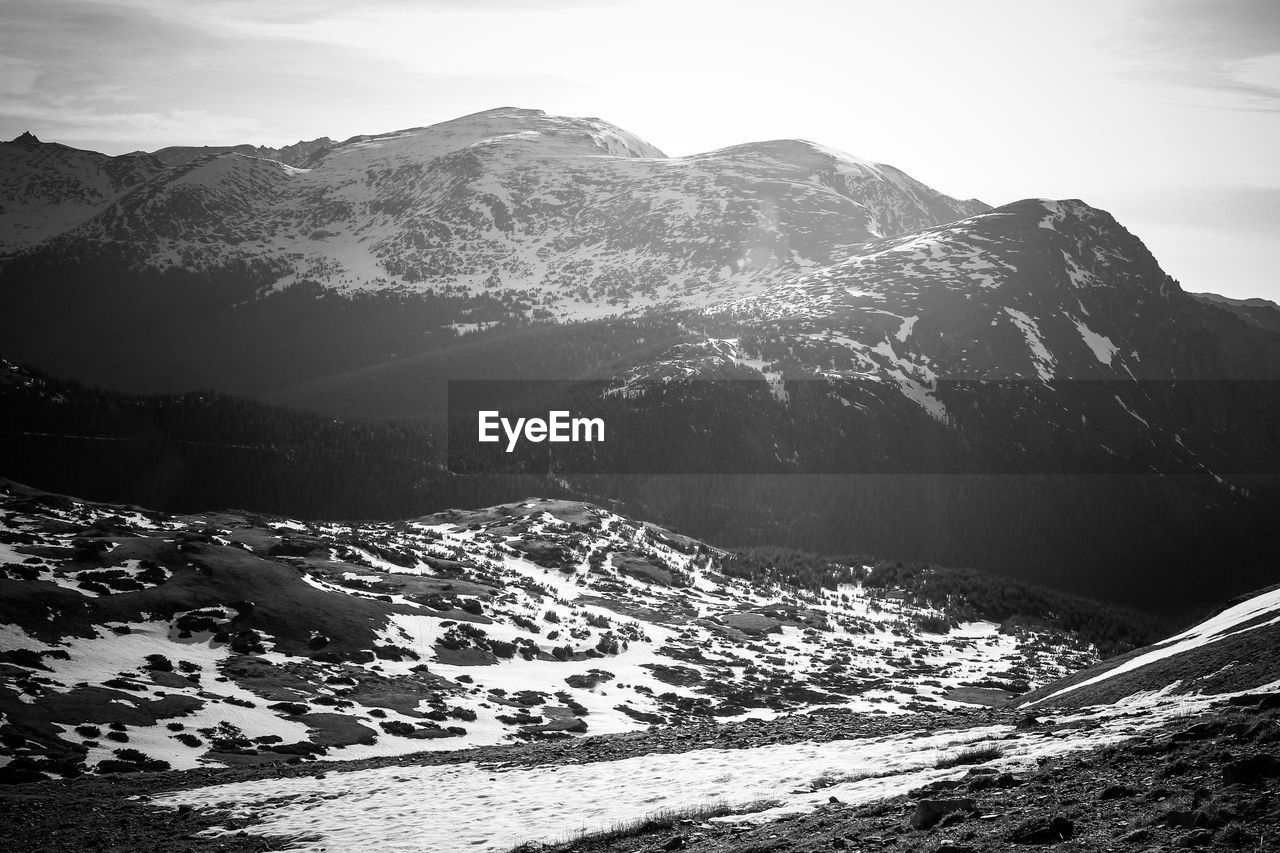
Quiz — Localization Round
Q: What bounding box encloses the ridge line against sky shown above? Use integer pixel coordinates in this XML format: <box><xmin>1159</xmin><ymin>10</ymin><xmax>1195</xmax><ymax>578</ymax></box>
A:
<box><xmin>1</xmin><ymin>0</ymin><xmax>1278</xmax><ymax>301</ymax></box>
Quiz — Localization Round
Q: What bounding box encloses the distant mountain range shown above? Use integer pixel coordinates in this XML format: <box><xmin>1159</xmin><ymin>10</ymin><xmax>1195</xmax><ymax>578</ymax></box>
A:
<box><xmin>0</xmin><ymin>109</ymin><xmax>982</xmax><ymax>312</ymax></box>
<box><xmin>142</xmin><ymin>136</ymin><xmax>335</xmax><ymax>169</ymax></box>
<box><xmin>1</xmin><ymin>108</ymin><xmax>1279</xmax><ymax>612</ymax></box>
<box><xmin>1189</xmin><ymin>290</ymin><xmax>1280</xmax><ymax>335</ymax></box>
<box><xmin>3</xmin><ymin>108</ymin><xmax>1276</xmax><ymax>391</ymax></box>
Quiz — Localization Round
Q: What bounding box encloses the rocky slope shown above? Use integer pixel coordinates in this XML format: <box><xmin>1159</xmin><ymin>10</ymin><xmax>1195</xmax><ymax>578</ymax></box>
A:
<box><xmin>1020</xmin><ymin>583</ymin><xmax>1280</xmax><ymax>709</ymax></box>
<box><xmin>2</xmin><ymin>579</ymin><xmax>1278</xmax><ymax>852</ymax></box>
<box><xmin>0</xmin><ymin>132</ymin><xmax>165</xmax><ymax>252</ymax></box>
<box><xmin>0</xmin><ymin>478</ymin><xmax>1114</xmax><ymax>781</ymax></box>
<box><xmin>2</xmin><ymin>480</ymin><xmax>1278</xmax><ymax>851</ymax></box>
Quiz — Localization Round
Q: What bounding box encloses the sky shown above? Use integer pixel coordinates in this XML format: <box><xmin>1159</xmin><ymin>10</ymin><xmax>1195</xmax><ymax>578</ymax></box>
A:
<box><xmin>2</xmin><ymin>0</ymin><xmax>1279</xmax><ymax>300</ymax></box>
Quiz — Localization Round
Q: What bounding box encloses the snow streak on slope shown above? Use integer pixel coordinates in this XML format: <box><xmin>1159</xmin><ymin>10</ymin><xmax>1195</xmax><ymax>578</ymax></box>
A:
<box><xmin>1030</xmin><ymin>586</ymin><xmax>1280</xmax><ymax>705</ymax></box>
<box><xmin>1074</xmin><ymin>319</ymin><xmax>1117</xmax><ymax>365</ymax></box>
<box><xmin>1002</xmin><ymin>308</ymin><xmax>1056</xmax><ymax>381</ymax></box>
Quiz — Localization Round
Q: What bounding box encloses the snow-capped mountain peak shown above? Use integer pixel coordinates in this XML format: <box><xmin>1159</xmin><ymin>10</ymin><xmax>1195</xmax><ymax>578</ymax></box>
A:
<box><xmin>0</xmin><ymin>108</ymin><xmax>988</xmax><ymax>319</ymax></box>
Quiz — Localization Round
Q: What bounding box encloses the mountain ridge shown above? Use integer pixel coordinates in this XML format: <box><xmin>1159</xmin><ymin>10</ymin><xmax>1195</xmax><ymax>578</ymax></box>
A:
<box><xmin>0</xmin><ymin>107</ymin><xmax>985</xmax><ymax>317</ymax></box>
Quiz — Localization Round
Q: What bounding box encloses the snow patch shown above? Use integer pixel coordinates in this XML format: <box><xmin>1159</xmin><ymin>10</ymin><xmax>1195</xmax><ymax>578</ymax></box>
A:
<box><xmin>1002</xmin><ymin>308</ymin><xmax>1056</xmax><ymax>381</ymax></box>
<box><xmin>1074</xmin><ymin>320</ymin><xmax>1117</xmax><ymax>366</ymax></box>
<box><xmin>895</xmin><ymin>315</ymin><xmax>918</xmax><ymax>342</ymax></box>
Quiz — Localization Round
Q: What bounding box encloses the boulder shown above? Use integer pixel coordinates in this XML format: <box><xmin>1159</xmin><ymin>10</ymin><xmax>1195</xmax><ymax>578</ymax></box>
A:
<box><xmin>1222</xmin><ymin>753</ymin><xmax>1280</xmax><ymax>785</ymax></box>
<box><xmin>1008</xmin><ymin>816</ymin><xmax>1073</xmax><ymax>844</ymax></box>
<box><xmin>1098</xmin><ymin>783</ymin><xmax>1137</xmax><ymax>800</ymax></box>
<box><xmin>910</xmin><ymin>798</ymin><xmax>974</xmax><ymax>830</ymax></box>
<box><xmin>521</xmin><ymin>717</ymin><xmax>588</xmax><ymax>734</ymax></box>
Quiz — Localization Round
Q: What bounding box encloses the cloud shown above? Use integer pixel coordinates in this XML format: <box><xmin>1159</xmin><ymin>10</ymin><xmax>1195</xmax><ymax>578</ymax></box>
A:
<box><xmin>0</xmin><ymin>0</ymin><xmax>560</xmax><ymax>150</ymax></box>
<box><xmin>1105</xmin><ymin>185</ymin><xmax>1280</xmax><ymax>234</ymax></box>
<box><xmin>1124</xmin><ymin>0</ymin><xmax>1280</xmax><ymax>110</ymax></box>
<box><xmin>52</xmin><ymin>0</ymin><xmax>627</xmax><ymax>32</ymax></box>
<box><xmin>0</xmin><ymin>99</ymin><xmax>268</xmax><ymax>148</ymax></box>
<box><xmin>1133</xmin><ymin>0</ymin><xmax>1280</xmax><ymax>60</ymax></box>
<box><xmin>0</xmin><ymin>57</ymin><xmax>40</xmax><ymax>97</ymax></box>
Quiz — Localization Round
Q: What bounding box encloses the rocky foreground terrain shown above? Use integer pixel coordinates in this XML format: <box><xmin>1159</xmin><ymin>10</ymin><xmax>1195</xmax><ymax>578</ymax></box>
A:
<box><xmin>2</xmin><ymin>691</ymin><xmax>1278</xmax><ymax>852</ymax></box>
<box><xmin>0</xmin><ymin>478</ymin><xmax>1107</xmax><ymax>780</ymax></box>
<box><xmin>525</xmin><ymin>693</ymin><xmax>1280</xmax><ymax>853</ymax></box>
<box><xmin>2</xmin><ymin>478</ymin><xmax>1279</xmax><ymax>851</ymax></box>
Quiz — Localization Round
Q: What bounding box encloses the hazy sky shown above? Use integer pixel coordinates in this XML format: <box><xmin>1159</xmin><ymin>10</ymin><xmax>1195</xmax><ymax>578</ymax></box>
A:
<box><xmin>3</xmin><ymin>0</ymin><xmax>1278</xmax><ymax>300</ymax></box>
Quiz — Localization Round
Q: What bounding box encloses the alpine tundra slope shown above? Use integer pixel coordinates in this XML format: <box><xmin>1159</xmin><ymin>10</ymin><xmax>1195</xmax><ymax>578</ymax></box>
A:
<box><xmin>0</xmin><ymin>478</ymin><xmax>1111</xmax><ymax>779</ymax></box>
<box><xmin>3</xmin><ymin>480</ymin><xmax>1279</xmax><ymax>851</ymax></box>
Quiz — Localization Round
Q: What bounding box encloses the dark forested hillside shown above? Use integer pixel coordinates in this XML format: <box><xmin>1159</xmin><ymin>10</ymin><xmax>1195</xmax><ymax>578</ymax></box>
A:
<box><xmin>0</xmin><ymin>257</ymin><xmax>693</xmax><ymax>407</ymax></box>
<box><xmin>0</xmin><ymin>360</ymin><xmax>456</xmax><ymax>518</ymax></box>
<box><xmin>721</xmin><ymin>547</ymin><xmax>1168</xmax><ymax>654</ymax></box>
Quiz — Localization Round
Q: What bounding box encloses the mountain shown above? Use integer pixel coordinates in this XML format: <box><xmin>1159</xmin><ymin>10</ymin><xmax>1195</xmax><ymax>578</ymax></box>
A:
<box><xmin>9</xmin><ymin>107</ymin><xmax>1270</xmax><ymax>399</ymax></box>
<box><xmin>1190</xmin><ymin>291</ymin><xmax>1280</xmax><ymax>335</ymax></box>
<box><xmin>0</xmin><ymin>480</ymin><xmax>1153</xmax><ymax>782</ymax></box>
<box><xmin>2</xmin><ymin>108</ymin><xmax>1279</xmax><ymax>613</ymax></box>
<box><xmin>0</xmin><ymin>131</ymin><xmax>165</xmax><ymax>253</ymax></box>
<box><xmin>1</xmin><ymin>107</ymin><xmax>985</xmax><ymax>323</ymax></box>
<box><xmin>716</xmin><ymin>198</ymin><xmax>1266</xmax><ymax>381</ymax></box>
<box><xmin>3</xmin><ymin>108</ymin><xmax>1273</xmax><ymax>400</ymax></box>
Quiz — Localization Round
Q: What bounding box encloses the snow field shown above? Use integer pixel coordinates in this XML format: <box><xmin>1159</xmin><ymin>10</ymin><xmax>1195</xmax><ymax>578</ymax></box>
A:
<box><xmin>151</xmin><ymin>686</ymin><xmax>1233</xmax><ymax>853</ymax></box>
